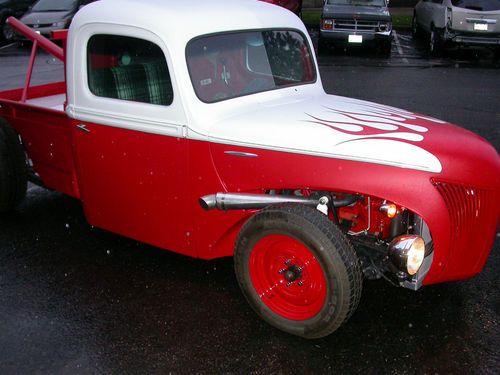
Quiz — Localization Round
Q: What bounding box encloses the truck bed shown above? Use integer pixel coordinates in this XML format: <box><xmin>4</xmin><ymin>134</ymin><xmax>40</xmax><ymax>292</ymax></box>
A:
<box><xmin>26</xmin><ymin>93</ymin><xmax>66</xmax><ymax>112</ymax></box>
<box><xmin>0</xmin><ymin>82</ymin><xmax>79</xmax><ymax>199</ymax></box>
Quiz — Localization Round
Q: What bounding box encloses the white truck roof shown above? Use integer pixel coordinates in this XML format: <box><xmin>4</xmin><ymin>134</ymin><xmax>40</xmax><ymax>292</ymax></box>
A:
<box><xmin>70</xmin><ymin>0</ymin><xmax>305</xmax><ymax>47</ymax></box>
<box><xmin>66</xmin><ymin>0</ymin><xmax>320</xmax><ymax>139</ymax></box>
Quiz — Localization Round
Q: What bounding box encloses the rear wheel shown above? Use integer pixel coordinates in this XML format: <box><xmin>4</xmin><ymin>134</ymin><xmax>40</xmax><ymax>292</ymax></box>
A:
<box><xmin>0</xmin><ymin>118</ymin><xmax>28</xmax><ymax>212</ymax></box>
<box><xmin>411</xmin><ymin>14</ymin><xmax>421</xmax><ymax>38</ymax></box>
<box><xmin>234</xmin><ymin>204</ymin><xmax>362</xmax><ymax>338</ymax></box>
<box><xmin>429</xmin><ymin>27</ymin><xmax>443</xmax><ymax>57</ymax></box>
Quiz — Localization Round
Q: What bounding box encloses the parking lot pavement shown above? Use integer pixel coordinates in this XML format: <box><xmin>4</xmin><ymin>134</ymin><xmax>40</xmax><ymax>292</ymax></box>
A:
<box><xmin>313</xmin><ymin>28</ymin><xmax>500</xmax><ymax>69</ymax></box>
<box><xmin>1</xmin><ymin>39</ymin><xmax>499</xmax><ymax>374</ymax></box>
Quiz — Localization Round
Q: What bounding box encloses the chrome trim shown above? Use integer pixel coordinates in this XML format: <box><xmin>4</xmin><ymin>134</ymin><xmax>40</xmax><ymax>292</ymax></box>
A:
<box><xmin>76</xmin><ymin>124</ymin><xmax>90</xmax><ymax>133</ymax></box>
<box><xmin>401</xmin><ymin>252</ymin><xmax>433</xmax><ymax>291</ymax></box>
<box><xmin>466</xmin><ymin>18</ymin><xmax>497</xmax><ymax>24</ymax></box>
<box><xmin>199</xmin><ymin>192</ymin><xmax>319</xmax><ymax>211</ymax></box>
<box><xmin>224</xmin><ymin>151</ymin><xmax>258</xmax><ymax>158</ymax></box>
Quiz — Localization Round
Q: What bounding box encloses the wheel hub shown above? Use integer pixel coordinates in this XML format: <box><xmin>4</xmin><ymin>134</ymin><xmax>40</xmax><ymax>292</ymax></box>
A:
<box><xmin>282</xmin><ymin>264</ymin><xmax>302</xmax><ymax>282</ymax></box>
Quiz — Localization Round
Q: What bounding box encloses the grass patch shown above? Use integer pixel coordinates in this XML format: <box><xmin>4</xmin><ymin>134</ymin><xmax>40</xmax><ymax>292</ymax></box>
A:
<box><xmin>392</xmin><ymin>15</ymin><xmax>412</xmax><ymax>29</ymax></box>
<box><xmin>302</xmin><ymin>10</ymin><xmax>321</xmax><ymax>27</ymax></box>
<box><xmin>302</xmin><ymin>10</ymin><xmax>412</xmax><ymax>29</ymax></box>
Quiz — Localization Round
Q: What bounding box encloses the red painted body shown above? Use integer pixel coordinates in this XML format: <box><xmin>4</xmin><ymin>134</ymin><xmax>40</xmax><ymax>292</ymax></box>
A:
<box><xmin>259</xmin><ymin>0</ymin><xmax>302</xmax><ymax>15</ymax></box>
<box><xmin>0</xmin><ymin>18</ymin><xmax>499</xmax><ymax>290</ymax></box>
<box><xmin>1</xmin><ymin>84</ymin><xmax>499</xmax><ymax>285</ymax></box>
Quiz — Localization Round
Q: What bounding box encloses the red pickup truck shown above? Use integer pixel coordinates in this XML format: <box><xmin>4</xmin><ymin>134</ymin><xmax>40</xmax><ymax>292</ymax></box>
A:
<box><xmin>0</xmin><ymin>0</ymin><xmax>499</xmax><ymax>339</ymax></box>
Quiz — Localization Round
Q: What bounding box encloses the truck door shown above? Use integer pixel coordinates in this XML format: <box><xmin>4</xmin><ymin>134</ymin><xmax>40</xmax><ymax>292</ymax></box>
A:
<box><xmin>70</xmin><ymin>31</ymin><xmax>192</xmax><ymax>255</ymax></box>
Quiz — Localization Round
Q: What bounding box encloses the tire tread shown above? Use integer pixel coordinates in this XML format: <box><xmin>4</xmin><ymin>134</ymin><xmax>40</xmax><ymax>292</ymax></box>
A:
<box><xmin>0</xmin><ymin>117</ymin><xmax>28</xmax><ymax>212</ymax></box>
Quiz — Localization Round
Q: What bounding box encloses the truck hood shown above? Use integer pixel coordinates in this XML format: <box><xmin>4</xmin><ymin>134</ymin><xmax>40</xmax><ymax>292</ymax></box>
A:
<box><xmin>20</xmin><ymin>10</ymin><xmax>72</xmax><ymax>25</ymax></box>
<box><xmin>208</xmin><ymin>94</ymin><xmax>499</xmax><ymax>176</ymax></box>
<box><xmin>322</xmin><ymin>5</ymin><xmax>390</xmax><ymax>20</ymax></box>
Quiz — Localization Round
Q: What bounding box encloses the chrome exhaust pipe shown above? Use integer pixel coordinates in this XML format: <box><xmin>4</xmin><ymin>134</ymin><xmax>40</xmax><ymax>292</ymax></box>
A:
<box><xmin>199</xmin><ymin>192</ymin><xmax>321</xmax><ymax>211</ymax></box>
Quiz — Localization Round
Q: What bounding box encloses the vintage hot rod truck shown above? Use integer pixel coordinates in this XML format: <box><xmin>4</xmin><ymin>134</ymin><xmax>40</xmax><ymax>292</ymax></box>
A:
<box><xmin>0</xmin><ymin>0</ymin><xmax>499</xmax><ymax>339</ymax></box>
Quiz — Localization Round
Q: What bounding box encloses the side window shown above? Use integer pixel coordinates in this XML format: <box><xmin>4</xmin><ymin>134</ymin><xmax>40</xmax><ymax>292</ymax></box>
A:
<box><xmin>87</xmin><ymin>34</ymin><xmax>173</xmax><ymax>106</ymax></box>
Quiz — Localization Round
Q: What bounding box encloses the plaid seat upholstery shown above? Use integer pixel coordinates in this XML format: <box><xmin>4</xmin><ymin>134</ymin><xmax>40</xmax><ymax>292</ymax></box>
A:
<box><xmin>142</xmin><ymin>61</ymin><xmax>173</xmax><ymax>105</ymax></box>
<box><xmin>111</xmin><ymin>64</ymin><xmax>150</xmax><ymax>103</ymax></box>
<box><xmin>89</xmin><ymin>68</ymin><xmax>118</xmax><ymax>99</ymax></box>
<box><xmin>89</xmin><ymin>60</ymin><xmax>173</xmax><ymax>106</ymax></box>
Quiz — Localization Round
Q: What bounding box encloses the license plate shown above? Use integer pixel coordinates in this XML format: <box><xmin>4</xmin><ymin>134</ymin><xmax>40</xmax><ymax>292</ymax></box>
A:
<box><xmin>348</xmin><ymin>34</ymin><xmax>363</xmax><ymax>43</ymax></box>
<box><xmin>474</xmin><ymin>23</ymin><xmax>488</xmax><ymax>31</ymax></box>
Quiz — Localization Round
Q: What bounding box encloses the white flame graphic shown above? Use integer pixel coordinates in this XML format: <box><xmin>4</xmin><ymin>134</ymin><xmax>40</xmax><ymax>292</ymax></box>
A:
<box><xmin>304</xmin><ymin>100</ymin><xmax>445</xmax><ymax>143</ymax></box>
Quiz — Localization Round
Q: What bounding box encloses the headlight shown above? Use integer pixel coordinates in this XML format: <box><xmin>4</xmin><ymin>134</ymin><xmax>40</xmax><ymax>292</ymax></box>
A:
<box><xmin>379</xmin><ymin>23</ymin><xmax>391</xmax><ymax>32</ymax></box>
<box><xmin>388</xmin><ymin>235</ymin><xmax>426</xmax><ymax>276</ymax></box>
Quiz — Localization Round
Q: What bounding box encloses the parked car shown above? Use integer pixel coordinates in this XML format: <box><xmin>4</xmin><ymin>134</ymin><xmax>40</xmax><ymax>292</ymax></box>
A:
<box><xmin>2</xmin><ymin>0</ymin><xmax>499</xmax><ymax>339</ymax></box>
<box><xmin>412</xmin><ymin>0</ymin><xmax>500</xmax><ymax>56</ymax></box>
<box><xmin>19</xmin><ymin>0</ymin><xmax>95</xmax><ymax>38</ymax></box>
<box><xmin>319</xmin><ymin>0</ymin><xmax>392</xmax><ymax>55</ymax></box>
<box><xmin>0</xmin><ymin>0</ymin><xmax>36</xmax><ymax>42</ymax></box>
<box><xmin>260</xmin><ymin>0</ymin><xmax>303</xmax><ymax>16</ymax></box>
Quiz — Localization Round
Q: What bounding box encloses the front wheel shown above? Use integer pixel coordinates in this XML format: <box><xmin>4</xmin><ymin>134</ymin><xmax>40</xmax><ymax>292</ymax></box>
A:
<box><xmin>234</xmin><ymin>204</ymin><xmax>362</xmax><ymax>339</ymax></box>
<box><xmin>379</xmin><ymin>39</ymin><xmax>392</xmax><ymax>57</ymax></box>
<box><xmin>1</xmin><ymin>16</ymin><xmax>15</xmax><ymax>43</ymax></box>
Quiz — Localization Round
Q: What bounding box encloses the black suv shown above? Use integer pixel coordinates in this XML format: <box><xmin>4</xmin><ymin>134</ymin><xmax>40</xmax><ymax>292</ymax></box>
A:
<box><xmin>0</xmin><ymin>0</ymin><xmax>36</xmax><ymax>42</ymax></box>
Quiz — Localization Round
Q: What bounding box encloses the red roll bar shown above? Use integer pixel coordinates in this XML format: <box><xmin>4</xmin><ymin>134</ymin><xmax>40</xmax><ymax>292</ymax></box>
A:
<box><xmin>6</xmin><ymin>17</ymin><xmax>65</xmax><ymax>102</ymax></box>
<box><xmin>7</xmin><ymin>17</ymin><xmax>64</xmax><ymax>60</ymax></box>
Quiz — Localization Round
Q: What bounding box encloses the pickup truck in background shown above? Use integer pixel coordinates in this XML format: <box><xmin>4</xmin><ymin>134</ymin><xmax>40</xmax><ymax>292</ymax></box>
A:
<box><xmin>319</xmin><ymin>0</ymin><xmax>392</xmax><ymax>55</ymax></box>
<box><xmin>1</xmin><ymin>0</ymin><xmax>499</xmax><ymax>339</ymax></box>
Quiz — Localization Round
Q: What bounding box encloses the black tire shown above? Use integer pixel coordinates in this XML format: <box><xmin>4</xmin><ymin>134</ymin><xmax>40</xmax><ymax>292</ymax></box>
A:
<box><xmin>0</xmin><ymin>118</ymin><xmax>28</xmax><ymax>212</ymax></box>
<box><xmin>429</xmin><ymin>27</ymin><xmax>443</xmax><ymax>57</ymax></box>
<box><xmin>1</xmin><ymin>15</ymin><xmax>15</xmax><ymax>43</ymax></box>
<box><xmin>493</xmin><ymin>47</ymin><xmax>500</xmax><ymax>62</ymax></box>
<box><xmin>411</xmin><ymin>14</ymin><xmax>421</xmax><ymax>39</ymax></box>
<box><xmin>317</xmin><ymin>35</ymin><xmax>328</xmax><ymax>55</ymax></box>
<box><xmin>234</xmin><ymin>204</ymin><xmax>362</xmax><ymax>339</ymax></box>
<box><xmin>380</xmin><ymin>39</ymin><xmax>392</xmax><ymax>57</ymax></box>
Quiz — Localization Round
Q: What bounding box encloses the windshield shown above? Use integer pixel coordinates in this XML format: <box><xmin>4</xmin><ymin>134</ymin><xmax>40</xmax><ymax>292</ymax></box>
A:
<box><xmin>451</xmin><ymin>0</ymin><xmax>500</xmax><ymax>11</ymax></box>
<box><xmin>186</xmin><ymin>30</ymin><xmax>316</xmax><ymax>103</ymax></box>
<box><xmin>326</xmin><ymin>0</ymin><xmax>386</xmax><ymax>6</ymax></box>
<box><xmin>32</xmin><ymin>0</ymin><xmax>77</xmax><ymax>12</ymax></box>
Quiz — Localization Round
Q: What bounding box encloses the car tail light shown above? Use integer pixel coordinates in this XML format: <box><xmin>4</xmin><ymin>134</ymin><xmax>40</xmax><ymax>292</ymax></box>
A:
<box><xmin>321</xmin><ymin>19</ymin><xmax>334</xmax><ymax>30</ymax></box>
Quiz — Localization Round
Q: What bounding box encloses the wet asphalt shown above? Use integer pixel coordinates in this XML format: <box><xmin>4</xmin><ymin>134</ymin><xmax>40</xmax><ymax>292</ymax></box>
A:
<box><xmin>1</xmin><ymin>31</ymin><xmax>499</xmax><ymax>374</ymax></box>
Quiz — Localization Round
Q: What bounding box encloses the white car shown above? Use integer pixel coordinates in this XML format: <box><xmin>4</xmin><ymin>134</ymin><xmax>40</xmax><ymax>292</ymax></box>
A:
<box><xmin>412</xmin><ymin>0</ymin><xmax>500</xmax><ymax>55</ymax></box>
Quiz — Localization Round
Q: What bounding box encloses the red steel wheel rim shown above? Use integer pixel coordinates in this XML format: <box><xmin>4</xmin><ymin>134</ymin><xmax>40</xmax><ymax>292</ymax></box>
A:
<box><xmin>249</xmin><ymin>234</ymin><xmax>327</xmax><ymax>320</ymax></box>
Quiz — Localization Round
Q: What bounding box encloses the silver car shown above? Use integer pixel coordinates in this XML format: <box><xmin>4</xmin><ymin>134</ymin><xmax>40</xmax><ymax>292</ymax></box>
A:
<box><xmin>19</xmin><ymin>0</ymin><xmax>95</xmax><ymax>38</ymax></box>
<box><xmin>412</xmin><ymin>0</ymin><xmax>500</xmax><ymax>55</ymax></box>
